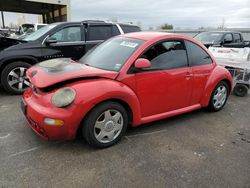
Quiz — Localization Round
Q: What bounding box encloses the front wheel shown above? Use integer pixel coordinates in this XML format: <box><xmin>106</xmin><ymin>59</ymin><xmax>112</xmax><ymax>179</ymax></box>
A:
<box><xmin>1</xmin><ymin>62</ymin><xmax>31</xmax><ymax>94</ymax></box>
<box><xmin>207</xmin><ymin>81</ymin><xmax>229</xmax><ymax>112</ymax></box>
<box><xmin>82</xmin><ymin>102</ymin><xmax>128</xmax><ymax>148</ymax></box>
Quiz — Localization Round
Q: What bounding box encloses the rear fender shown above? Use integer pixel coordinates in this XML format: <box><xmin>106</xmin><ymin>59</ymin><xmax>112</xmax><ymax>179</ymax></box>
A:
<box><xmin>200</xmin><ymin>66</ymin><xmax>233</xmax><ymax>107</ymax></box>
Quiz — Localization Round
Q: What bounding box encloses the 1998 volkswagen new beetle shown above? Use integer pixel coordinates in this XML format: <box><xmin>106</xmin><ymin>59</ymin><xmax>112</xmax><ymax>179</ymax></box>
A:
<box><xmin>21</xmin><ymin>32</ymin><xmax>232</xmax><ymax>148</ymax></box>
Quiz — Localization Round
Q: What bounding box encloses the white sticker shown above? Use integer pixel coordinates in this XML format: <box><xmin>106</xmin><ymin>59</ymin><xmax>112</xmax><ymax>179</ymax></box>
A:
<box><xmin>114</xmin><ymin>64</ymin><xmax>122</xmax><ymax>69</ymax></box>
<box><xmin>120</xmin><ymin>41</ymin><xmax>138</xmax><ymax>48</ymax></box>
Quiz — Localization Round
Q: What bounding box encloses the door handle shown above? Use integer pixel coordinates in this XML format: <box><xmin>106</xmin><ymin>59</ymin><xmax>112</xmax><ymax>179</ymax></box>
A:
<box><xmin>185</xmin><ymin>72</ymin><xmax>193</xmax><ymax>79</ymax></box>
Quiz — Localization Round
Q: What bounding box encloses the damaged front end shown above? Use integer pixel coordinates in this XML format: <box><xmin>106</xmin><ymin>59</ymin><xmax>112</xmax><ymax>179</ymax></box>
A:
<box><xmin>26</xmin><ymin>58</ymin><xmax>118</xmax><ymax>89</ymax></box>
<box><xmin>21</xmin><ymin>58</ymin><xmax>119</xmax><ymax>140</ymax></box>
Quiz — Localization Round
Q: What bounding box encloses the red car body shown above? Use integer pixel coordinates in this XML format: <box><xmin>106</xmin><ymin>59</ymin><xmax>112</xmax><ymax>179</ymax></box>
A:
<box><xmin>22</xmin><ymin>32</ymin><xmax>233</xmax><ymax>141</ymax></box>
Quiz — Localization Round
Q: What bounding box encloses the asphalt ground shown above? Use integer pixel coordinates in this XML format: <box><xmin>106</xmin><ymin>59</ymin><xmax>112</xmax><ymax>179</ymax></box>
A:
<box><xmin>0</xmin><ymin>88</ymin><xmax>249</xmax><ymax>188</ymax></box>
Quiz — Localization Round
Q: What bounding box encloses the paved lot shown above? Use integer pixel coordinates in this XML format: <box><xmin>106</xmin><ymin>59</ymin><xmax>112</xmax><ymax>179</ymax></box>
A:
<box><xmin>0</xmin><ymin>88</ymin><xmax>249</xmax><ymax>188</ymax></box>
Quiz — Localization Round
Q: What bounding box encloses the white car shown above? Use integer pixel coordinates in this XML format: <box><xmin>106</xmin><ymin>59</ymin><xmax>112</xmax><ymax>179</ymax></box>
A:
<box><xmin>10</xmin><ymin>23</ymin><xmax>47</xmax><ymax>39</ymax></box>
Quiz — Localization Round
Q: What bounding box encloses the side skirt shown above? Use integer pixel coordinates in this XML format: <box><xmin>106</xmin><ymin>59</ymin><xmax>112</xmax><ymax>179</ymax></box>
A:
<box><xmin>139</xmin><ymin>104</ymin><xmax>201</xmax><ymax>125</ymax></box>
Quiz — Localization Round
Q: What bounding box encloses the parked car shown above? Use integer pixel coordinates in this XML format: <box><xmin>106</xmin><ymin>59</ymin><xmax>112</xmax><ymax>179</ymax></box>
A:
<box><xmin>21</xmin><ymin>32</ymin><xmax>233</xmax><ymax>148</ymax></box>
<box><xmin>10</xmin><ymin>23</ymin><xmax>47</xmax><ymax>39</ymax></box>
<box><xmin>194</xmin><ymin>31</ymin><xmax>249</xmax><ymax>48</ymax></box>
<box><xmin>0</xmin><ymin>28</ymin><xmax>11</xmax><ymax>37</ymax></box>
<box><xmin>0</xmin><ymin>20</ymin><xmax>141</xmax><ymax>94</ymax></box>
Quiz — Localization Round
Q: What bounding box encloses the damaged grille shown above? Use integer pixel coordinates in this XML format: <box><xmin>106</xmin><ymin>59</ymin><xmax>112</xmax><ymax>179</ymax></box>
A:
<box><xmin>30</xmin><ymin>84</ymin><xmax>39</xmax><ymax>93</ymax></box>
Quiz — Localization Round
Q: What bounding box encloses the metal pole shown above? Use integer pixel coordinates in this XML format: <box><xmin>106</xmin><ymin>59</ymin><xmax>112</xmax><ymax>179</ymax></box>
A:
<box><xmin>1</xmin><ymin>11</ymin><xmax>5</xmax><ymax>28</ymax></box>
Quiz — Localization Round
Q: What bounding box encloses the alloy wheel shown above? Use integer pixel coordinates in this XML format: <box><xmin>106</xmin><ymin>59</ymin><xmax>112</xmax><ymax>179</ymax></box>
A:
<box><xmin>7</xmin><ymin>67</ymin><xmax>30</xmax><ymax>92</ymax></box>
<box><xmin>94</xmin><ymin>109</ymin><xmax>124</xmax><ymax>143</ymax></box>
<box><xmin>213</xmin><ymin>85</ymin><xmax>227</xmax><ymax>109</ymax></box>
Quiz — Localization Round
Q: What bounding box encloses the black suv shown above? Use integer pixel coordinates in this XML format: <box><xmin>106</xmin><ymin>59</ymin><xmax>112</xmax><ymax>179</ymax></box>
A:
<box><xmin>0</xmin><ymin>20</ymin><xmax>140</xmax><ymax>94</ymax></box>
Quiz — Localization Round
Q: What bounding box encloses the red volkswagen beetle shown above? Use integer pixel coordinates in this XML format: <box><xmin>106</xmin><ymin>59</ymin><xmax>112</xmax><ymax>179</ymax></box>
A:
<box><xmin>21</xmin><ymin>32</ymin><xmax>232</xmax><ymax>148</ymax></box>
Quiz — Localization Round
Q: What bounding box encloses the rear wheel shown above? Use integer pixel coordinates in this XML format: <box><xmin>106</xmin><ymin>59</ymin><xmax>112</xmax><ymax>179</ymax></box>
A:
<box><xmin>1</xmin><ymin>62</ymin><xmax>31</xmax><ymax>94</ymax></box>
<box><xmin>207</xmin><ymin>81</ymin><xmax>229</xmax><ymax>112</ymax></box>
<box><xmin>82</xmin><ymin>102</ymin><xmax>128</xmax><ymax>148</ymax></box>
<box><xmin>233</xmin><ymin>84</ymin><xmax>249</xmax><ymax>97</ymax></box>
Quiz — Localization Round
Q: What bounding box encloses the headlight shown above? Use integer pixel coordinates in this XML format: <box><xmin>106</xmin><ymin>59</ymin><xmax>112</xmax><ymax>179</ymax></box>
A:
<box><xmin>51</xmin><ymin>87</ymin><xmax>76</xmax><ymax>108</ymax></box>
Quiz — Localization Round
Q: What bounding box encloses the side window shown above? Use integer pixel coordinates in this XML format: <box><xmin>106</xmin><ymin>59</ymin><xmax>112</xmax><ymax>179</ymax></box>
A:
<box><xmin>88</xmin><ymin>25</ymin><xmax>112</xmax><ymax>41</ymax></box>
<box><xmin>112</xmin><ymin>25</ymin><xmax>120</xmax><ymax>36</ymax></box>
<box><xmin>141</xmin><ymin>40</ymin><xmax>188</xmax><ymax>70</ymax></box>
<box><xmin>51</xmin><ymin>26</ymin><xmax>81</xmax><ymax>42</ymax></box>
<box><xmin>185</xmin><ymin>41</ymin><xmax>212</xmax><ymax>66</ymax></box>
<box><xmin>224</xmin><ymin>33</ymin><xmax>233</xmax><ymax>43</ymax></box>
<box><xmin>233</xmin><ymin>33</ymin><xmax>241</xmax><ymax>43</ymax></box>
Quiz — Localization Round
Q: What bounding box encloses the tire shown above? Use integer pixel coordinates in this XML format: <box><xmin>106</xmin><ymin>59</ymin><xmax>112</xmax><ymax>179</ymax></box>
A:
<box><xmin>82</xmin><ymin>102</ymin><xmax>128</xmax><ymax>148</ymax></box>
<box><xmin>233</xmin><ymin>84</ymin><xmax>248</xmax><ymax>97</ymax></box>
<box><xmin>207</xmin><ymin>81</ymin><xmax>229</xmax><ymax>112</ymax></box>
<box><xmin>1</xmin><ymin>62</ymin><xmax>31</xmax><ymax>94</ymax></box>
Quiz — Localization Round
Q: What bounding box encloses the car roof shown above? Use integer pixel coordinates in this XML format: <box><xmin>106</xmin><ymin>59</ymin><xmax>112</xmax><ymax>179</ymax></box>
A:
<box><xmin>49</xmin><ymin>20</ymin><xmax>139</xmax><ymax>27</ymax></box>
<box><xmin>118</xmin><ymin>23</ymin><xmax>140</xmax><ymax>27</ymax></box>
<box><xmin>122</xmin><ymin>32</ymin><xmax>192</xmax><ymax>41</ymax></box>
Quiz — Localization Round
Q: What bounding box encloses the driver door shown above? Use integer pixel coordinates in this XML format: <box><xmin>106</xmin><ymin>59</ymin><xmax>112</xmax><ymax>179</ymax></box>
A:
<box><xmin>42</xmin><ymin>25</ymin><xmax>86</xmax><ymax>60</ymax></box>
<box><xmin>134</xmin><ymin>40</ymin><xmax>192</xmax><ymax>117</ymax></box>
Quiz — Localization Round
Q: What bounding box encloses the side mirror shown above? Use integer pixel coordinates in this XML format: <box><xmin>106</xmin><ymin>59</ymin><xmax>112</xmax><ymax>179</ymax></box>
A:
<box><xmin>134</xmin><ymin>58</ymin><xmax>151</xmax><ymax>69</ymax></box>
<box><xmin>45</xmin><ymin>37</ymin><xmax>57</xmax><ymax>45</ymax></box>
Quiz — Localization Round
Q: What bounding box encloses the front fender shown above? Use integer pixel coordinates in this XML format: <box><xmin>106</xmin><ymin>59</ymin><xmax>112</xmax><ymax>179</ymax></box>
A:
<box><xmin>0</xmin><ymin>55</ymin><xmax>38</xmax><ymax>69</ymax></box>
<box><xmin>69</xmin><ymin>78</ymin><xmax>142</xmax><ymax>126</ymax></box>
<box><xmin>200</xmin><ymin>66</ymin><xmax>233</xmax><ymax>107</ymax></box>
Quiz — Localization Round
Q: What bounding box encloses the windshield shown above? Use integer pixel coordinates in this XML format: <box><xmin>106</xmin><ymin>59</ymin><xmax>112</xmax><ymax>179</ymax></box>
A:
<box><xmin>80</xmin><ymin>37</ymin><xmax>144</xmax><ymax>71</ymax></box>
<box><xmin>194</xmin><ymin>32</ymin><xmax>224</xmax><ymax>43</ymax></box>
<box><xmin>24</xmin><ymin>24</ymin><xmax>57</xmax><ymax>41</ymax></box>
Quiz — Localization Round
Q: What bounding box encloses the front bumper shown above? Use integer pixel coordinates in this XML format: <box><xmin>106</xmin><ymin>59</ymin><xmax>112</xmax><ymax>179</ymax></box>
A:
<box><xmin>21</xmin><ymin>88</ymin><xmax>82</xmax><ymax>140</ymax></box>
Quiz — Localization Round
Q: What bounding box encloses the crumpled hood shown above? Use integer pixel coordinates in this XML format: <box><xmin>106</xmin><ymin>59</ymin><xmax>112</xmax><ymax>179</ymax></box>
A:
<box><xmin>27</xmin><ymin>58</ymin><xmax>118</xmax><ymax>88</ymax></box>
<box><xmin>0</xmin><ymin>36</ymin><xmax>26</xmax><ymax>51</ymax></box>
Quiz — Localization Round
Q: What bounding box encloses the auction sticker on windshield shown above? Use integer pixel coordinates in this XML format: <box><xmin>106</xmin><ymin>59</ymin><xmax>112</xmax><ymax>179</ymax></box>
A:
<box><xmin>120</xmin><ymin>41</ymin><xmax>139</xmax><ymax>48</ymax></box>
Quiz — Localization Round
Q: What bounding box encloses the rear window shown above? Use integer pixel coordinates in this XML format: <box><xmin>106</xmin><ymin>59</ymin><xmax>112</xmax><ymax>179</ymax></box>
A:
<box><xmin>233</xmin><ymin>33</ymin><xmax>241</xmax><ymax>42</ymax></box>
<box><xmin>120</xmin><ymin>25</ymin><xmax>141</xmax><ymax>33</ymax></box>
